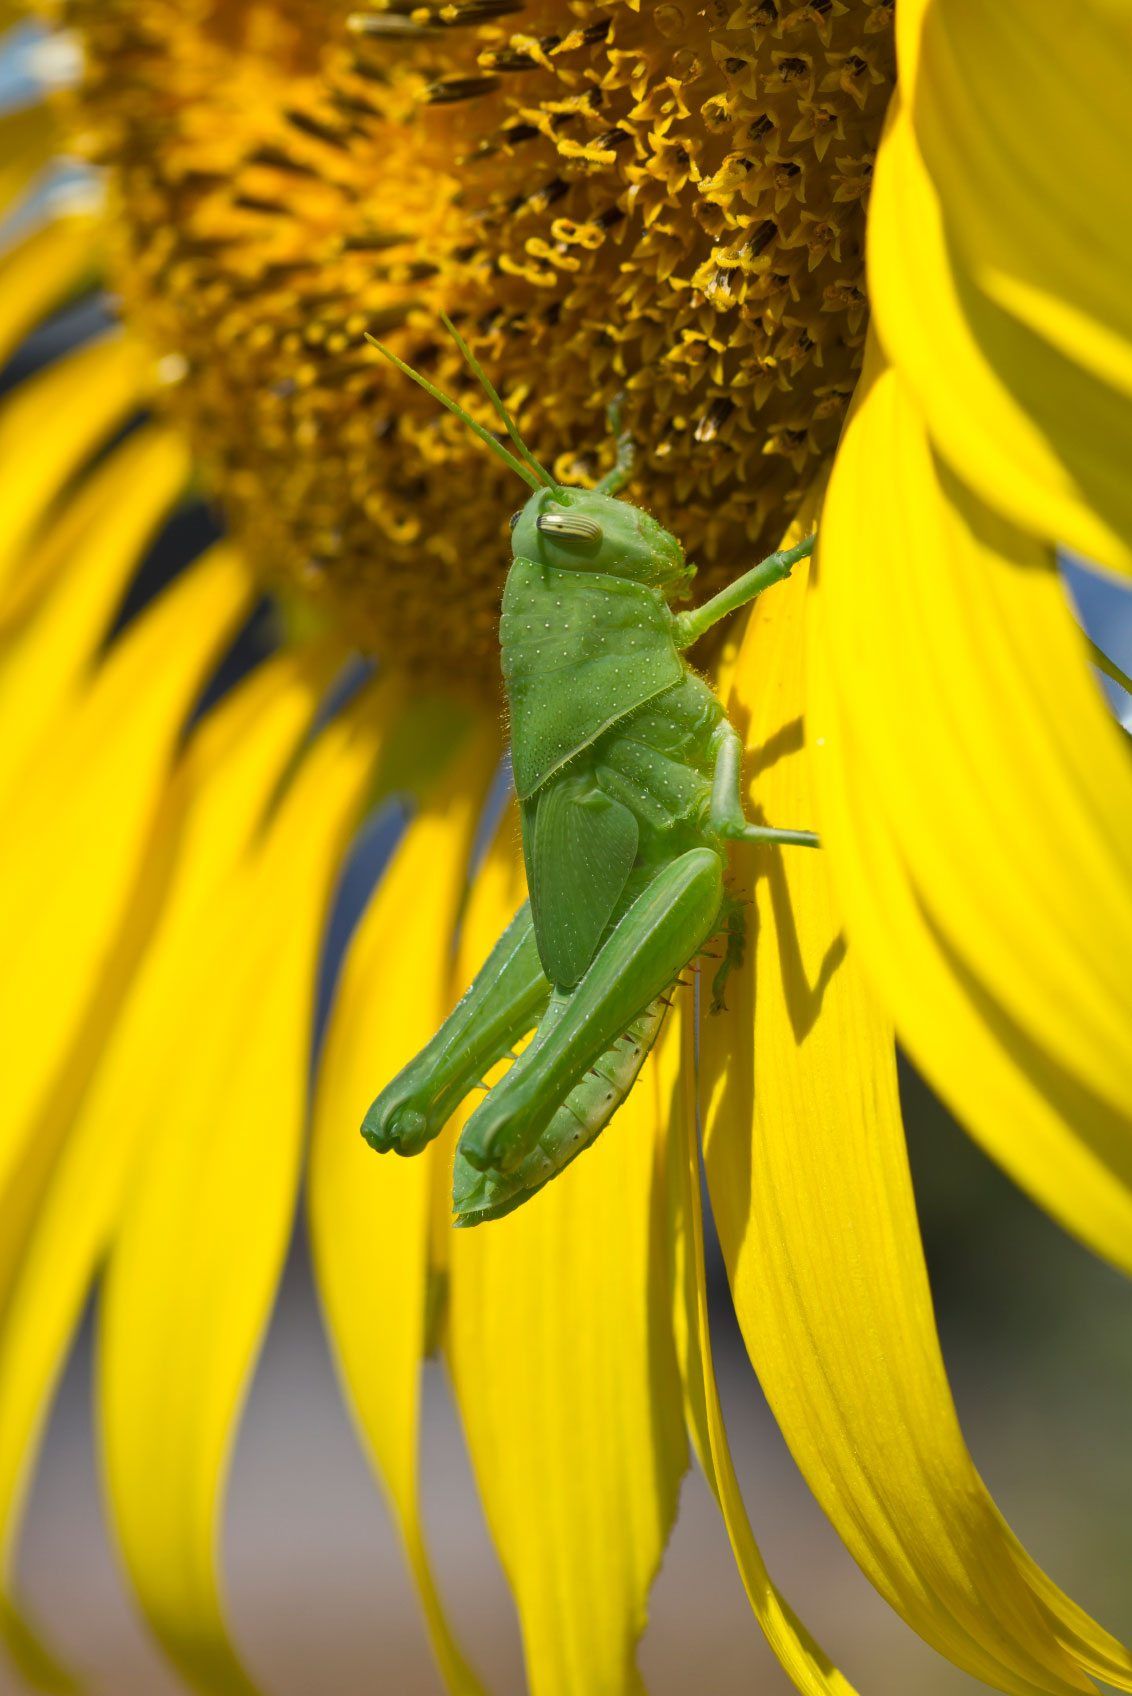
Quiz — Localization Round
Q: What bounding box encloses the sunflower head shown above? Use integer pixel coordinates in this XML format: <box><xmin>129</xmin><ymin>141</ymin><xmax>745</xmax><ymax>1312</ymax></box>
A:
<box><xmin>65</xmin><ymin>0</ymin><xmax>893</xmax><ymax>684</ymax></box>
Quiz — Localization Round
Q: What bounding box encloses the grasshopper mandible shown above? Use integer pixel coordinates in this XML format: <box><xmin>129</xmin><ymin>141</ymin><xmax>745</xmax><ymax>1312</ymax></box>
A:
<box><xmin>362</xmin><ymin>318</ymin><xmax>818</xmax><ymax>1225</ymax></box>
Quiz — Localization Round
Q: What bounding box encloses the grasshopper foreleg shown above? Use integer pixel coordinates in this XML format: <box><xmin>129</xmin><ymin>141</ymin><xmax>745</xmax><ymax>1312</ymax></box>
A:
<box><xmin>457</xmin><ymin>847</ymin><xmax>724</xmax><ymax>1177</ymax></box>
<box><xmin>671</xmin><ymin>535</ymin><xmax>815</xmax><ymax>650</ymax></box>
<box><xmin>362</xmin><ymin>902</ymin><xmax>550</xmax><ymax>1156</ymax></box>
<box><xmin>709</xmin><ymin>721</ymin><xmax>819</xmax><ymax>850</ymax></box>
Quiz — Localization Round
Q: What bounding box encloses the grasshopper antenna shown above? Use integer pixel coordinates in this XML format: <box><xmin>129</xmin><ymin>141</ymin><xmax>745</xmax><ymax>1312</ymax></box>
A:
<box><xmin>439</xmin><ymin>312</ymin><xmax>560</xmax><ymax>493</ymax></box>
<box><xmin>594</xmin><ymin>391</ymin><xmax>634</xmax><ymax>496</ymax></box>
<box><xmin>365</xmin><ymin>330</ymin><xmax>548</xmax><ymax>492</ymax></box>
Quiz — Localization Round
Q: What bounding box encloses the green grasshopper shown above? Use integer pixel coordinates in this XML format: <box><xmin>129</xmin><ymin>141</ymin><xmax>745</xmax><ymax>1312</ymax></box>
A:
<box><xmin>362</xmin><ymin>319</ymin><xmax>817</xmax><ymax>1225</ymax></box>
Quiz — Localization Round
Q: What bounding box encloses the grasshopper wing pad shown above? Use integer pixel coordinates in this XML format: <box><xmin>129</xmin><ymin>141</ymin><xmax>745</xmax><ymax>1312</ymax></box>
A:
<box><xmin>502</xmin><ymin>559</ymin><xmax>683</xmax><ymax>799</ymax></box>
<box><xmin>529</xmin><ymin>774</ymin><xmax>638</xmax><ymax>988</ymax></box>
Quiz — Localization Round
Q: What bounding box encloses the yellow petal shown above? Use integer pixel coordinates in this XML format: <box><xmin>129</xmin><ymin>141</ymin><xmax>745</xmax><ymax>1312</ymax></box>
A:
<box><xmin>812</xmin><ymin>345</ymin><xmax>1132</xmax><ymax>1276</ymax></box>
<box><xmin>1087</xmin><ymin>636</ymin><xmax>1132</xmax><ymax>700</ymax></box>
<box><xmin>0</xmin><ymin>545</ymin><xmax>252</xmax><ymax>1213</ymax></box>
<box><xmin>0</xmin><ymin>546</ymin><xmax>249</xmax><ymax>1687</ymax></box>
<box><xmin>0</xmin><ymin>425</ymin><xmax>190</xmax><ymax>800</ymax></box>
<box><xmin>869</xmin><ymin>51</ymin><xmax>1132</xmax><ymax>575</ymax></box>
<box><xmin>660</xmin><ymin>1007</ymin><xmax>856</xmax><ymax>1696</ymax></box>
<box><xmin>0</xmin><ymin>103</ymin><xmax>57</xmax><ymax>221</ymax></box>
<box><xmin>447</xmin><ymin>828</ymin><xmax>687</xmax><ymax>1696</ymax></box>
<box><xmin>898</xmin><ymin>0</ymin><xmax>1132</xmax><ymax>398</ymax></box>
<box><xmin>0</xmin><ymin>215</ymin><xmax>100</xmax><ymax>372</ymax></box>
<box><xmin>308</xmin><ymin>719</ymin><xmax>497</xmax><ymax>1696</ymax></box>
<box><xmin>99</xmin><ymin>691</ymin><xmax>380</xmax><ymax>1696</ymax></box>
<box><xmin>700</xmin><ymin>554</ymin><xmax>1131</xmax><ymax>1694</ymax></box>
<box><xmin>0</xmin><ymin>337</ymin><xmax>149</xmax><ymax>600</ymax></box>
<box><xmin>0</xmin><ymin>650</ymin><xmax>331</xmax><ymax>1686</ymax></box>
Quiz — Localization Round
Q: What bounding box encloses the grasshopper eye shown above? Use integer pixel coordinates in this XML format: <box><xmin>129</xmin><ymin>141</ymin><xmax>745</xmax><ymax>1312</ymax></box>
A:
<box><xmin>508</xmin><ymin>510</ymin><xmax>522</xmax><ymax>532</ymax></box>
<box><xmin>536</xmin><ymin>511</ymin><xmax>603</xmax><ymax>543</ymax></box>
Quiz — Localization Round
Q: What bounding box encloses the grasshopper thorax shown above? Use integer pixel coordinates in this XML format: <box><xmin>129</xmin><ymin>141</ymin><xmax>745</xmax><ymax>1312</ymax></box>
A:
<box><xmin>510</xmin><ymin>486</ymin><xmax>691</xmax><ymax>596</ymax></box>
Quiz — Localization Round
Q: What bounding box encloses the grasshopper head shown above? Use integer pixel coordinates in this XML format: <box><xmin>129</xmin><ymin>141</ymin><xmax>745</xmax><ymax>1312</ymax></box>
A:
<box><xmin>510</xmin><ymin>485</ymin><xmax>691</xmax><ymax>593</ymax></box>
<box><xmin>367</xmin><ymin>319</ymin><xmax>693</xmax><ymax>595</ymax></box>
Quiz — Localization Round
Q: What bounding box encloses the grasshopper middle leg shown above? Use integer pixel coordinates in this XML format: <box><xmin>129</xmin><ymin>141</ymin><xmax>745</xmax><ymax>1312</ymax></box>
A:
<box><xmin>709</xmin><ymin>721</ymin><xmax>819</xmax><ymax>849</ymax></box>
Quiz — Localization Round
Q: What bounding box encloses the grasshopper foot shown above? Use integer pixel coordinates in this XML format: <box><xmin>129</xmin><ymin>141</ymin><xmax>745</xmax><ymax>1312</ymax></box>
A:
<box><xmin>452</xmin><ymin>1142</ymin><xmax>553</xmax><ymax>1227</ymax></box>
<box><xmin>362</xmin><ymin>1091</ymin><xmax>436</xmax><ymax>1157</ymax></box>
<box><xmin>456</xmin><ymin>1094</ymin><xmax>535</xmax><ymax>1175</ymax></box>
<box><xmin>452</xmin><ymin>997</ymin><xmax>669</xmax><ymax>1224</ymax></box>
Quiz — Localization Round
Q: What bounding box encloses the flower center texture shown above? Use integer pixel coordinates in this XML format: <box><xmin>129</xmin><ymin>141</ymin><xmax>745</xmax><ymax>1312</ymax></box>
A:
<box><xmin>65</xmin><ymin>0</ymin><xmax>895</xmax><ymax>683</ymax></box>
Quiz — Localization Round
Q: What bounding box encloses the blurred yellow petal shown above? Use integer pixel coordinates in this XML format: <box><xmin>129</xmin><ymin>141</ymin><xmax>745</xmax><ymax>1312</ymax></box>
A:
<box><xmin>0</xmin><ymin>1603</ymin><xmax>73</xmax><ymax>1695</ymax></box>
<box><xmin>0</xmin><ymin>545</ymin><xmax>250</xmax><ymax>1686</ymax></box>
<box><xmin>309</xmin><ymin>717</ymin><xmax>497</xmax><ymax>1696</ymax></box>
<box><xmin>1088</xmin><ymin>637</ymin><xmax>1132</xmax><ymax>700</ymax></box>
<box><xmin>447</xmin><ymin>829</ymin><xmax>687</xmax><ymax>1696</ymax></box>
<box><xmin>0</xmin><ymin>103</ymin><xmax>57</xmax><ymax>220</ymax></box>
<box><xmin>0</xmin><ymin>649</ymin><xmax>330</xmax><ymax>1686</ymax></box>
<box><xmin>0</xmin><ymin>544</ymin><xmax>252</xmax><ymax>1213</ymax></box>
<box><xmin>0</xmin><ymin>425</ymin><xmax>190</xmax><ymax>799</ymax></box>
<box><xmin>660</xmin><ymin>1008</ymin><xmax>856</xmax><ymax>1696</ymax></box>
<box><xmin>869</xmin><ymin>5</ymin><xmax>1132</xmax><ymax>575</ymax></box>
<box><xmin>0</xmin><ymin>337</ymin><xmax>148</xmax><ymax>598</ymax></box>
<box><xmin>99</xmin><ymin>691</ymin><xmax>380</xmax><ymax>1696</ymax></box>
<box><xmin>0</xmin><ymin>215</ymin><xmax>100</xmax><ymax>371</ymax></box>
<box><xmin>812</xmin><ymin>347</ymin><xmax>1132</xmax><ymax>1276</ymax></box>
<box><xmin>701</xmin><ymin>560</ymin><xmax>1131</xmax><ymax>1695</ymax></box>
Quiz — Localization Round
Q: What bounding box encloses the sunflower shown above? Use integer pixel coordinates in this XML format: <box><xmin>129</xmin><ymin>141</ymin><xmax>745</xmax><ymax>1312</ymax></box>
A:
<box><xmin>0</xmin><ymin>1</ymin><xmax>1129</xmax><ymax>1693</ymax></box>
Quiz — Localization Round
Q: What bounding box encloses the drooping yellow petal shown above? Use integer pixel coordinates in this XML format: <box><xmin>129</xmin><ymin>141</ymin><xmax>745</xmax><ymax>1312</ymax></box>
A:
<box><xmin>0</xmin><ymin>546</ymin><xmax>248</xmax><ymax>1689</ymax></box>
<box><xmin>99</xmin><ymin>691</ymin><xmax>380</xmax><ymax>1696</ymax></box>
<box><xmin>0</xmin><ymin>425</ymin><xmax>190</xmax><ymax>800</ymax></box>
<box><xmin>447</xmin><ymin>827</ymin><xmax>687</xmax><ymax>1696</ymax></box>
<box><xmin>0</xmin><ymin>103</ymin><xmax>57</xmax><ymax>221</ymax></box>
<box><xmin>0</xmin><ymin>1603</ymin><xmax>73</xmax><ymax>1695</ymax></box>
<box><xmin>660</xmin><ymin>1005</ymin><xmax>856</xmax><ymax>1696</ymax></box>
<box><xmin>869</xmin><ymin>1</ymin><xmax>1132</xmax><ymax>576</ymax></box>
<box><xmin>812</xmin><ymin>347</ymin><xmax>1132</xmax><ymax>1277</ymax></box>
<box><xmin>0</xmin><ymin>337</ymin><xmax>149</xmax><ymax>599</ymax></box>
<box><xmin>700</xmin><ymin>555</ymin><xmax>1131</xmax><ymax>1695</ymax></box>
<box><xmin>308</xmin><ymin>718</ymin><xmax>497</xmax><ymax>1696</ymax></box>
<box><xmin>0</xmin><ymin>649</ymin><xmax>331</xmax><ymax>1689</ymax></box>
<box><xmin>0</xmin><ymin>215</ymin><xmax>100</xmax><ymax>372</ymax></box>
<box><xmin>897</xmin><ymin>0</ymin><xmax>1132</xmax><ymax>397</ymax></box>
<box><xmin>0</xmin><ymin>544</ymin><xmax>252</xmax><ymax>1215</ymax></box>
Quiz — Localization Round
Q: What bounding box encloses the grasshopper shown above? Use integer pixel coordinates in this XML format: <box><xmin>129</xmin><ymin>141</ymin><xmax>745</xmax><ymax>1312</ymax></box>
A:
<box><xmin>362</xmin><ymin>319</ymin><xmax>817</xmax><ymax>1225</ymax></box>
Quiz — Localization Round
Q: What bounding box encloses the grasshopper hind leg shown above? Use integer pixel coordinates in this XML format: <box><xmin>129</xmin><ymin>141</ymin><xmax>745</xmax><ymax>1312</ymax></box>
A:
<box><xmin>456</xmin><ymin>846</ymin><xmax>724</xmax><ymax>1181</ymax></box>
<box><xmin>453</xmin><ymin>995</ymin><xmax>668</xmax><ymax>1225</ymax></box>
